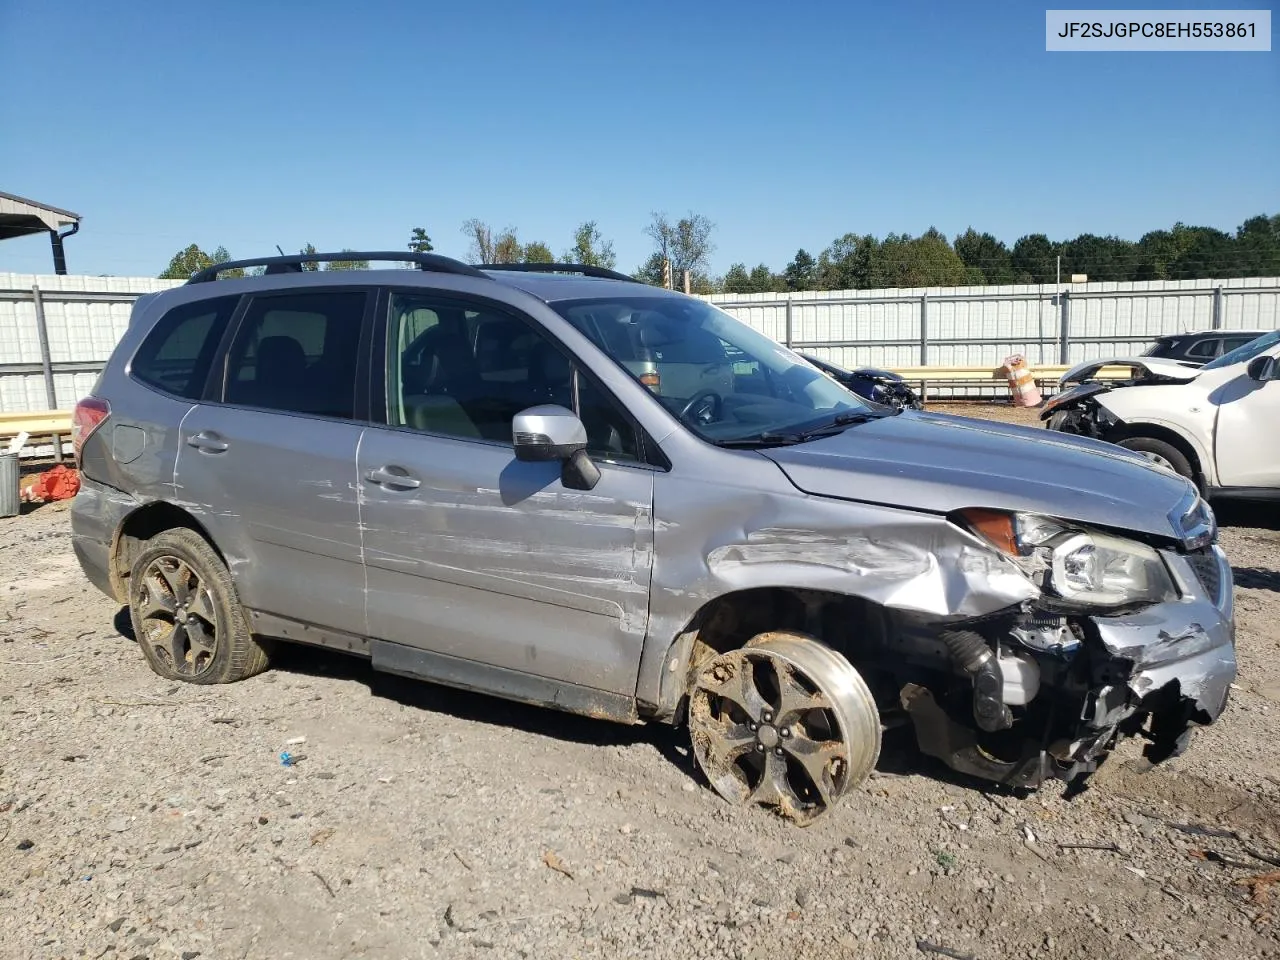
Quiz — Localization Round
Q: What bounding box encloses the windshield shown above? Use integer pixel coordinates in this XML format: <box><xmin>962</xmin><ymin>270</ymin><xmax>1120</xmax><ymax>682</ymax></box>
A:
<box><xmin>553</xmin><ymin>296</ymin><xmax>873</xmax><ymax>443</ymax></box>
<box><xmin>1201</xmin><ymin>330</ymin><xmax>1280</xmax><ymax>370</ymax></box>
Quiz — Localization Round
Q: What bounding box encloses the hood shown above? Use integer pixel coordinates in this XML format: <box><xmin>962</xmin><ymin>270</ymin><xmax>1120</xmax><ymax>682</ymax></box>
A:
<box><xmin>850</xmin><ymin>367</ymin><xmax>906</xmax><ymax>382</ymax></box>
<box><xmin>1061</xmin><ymin>356</ymin><xmax>1200</xmax><ymax>385</ymax></box>
<box><xmin>760</xmin><ymin>410</ymin><xmax>1194</xmax><ymax>539</ymax></box>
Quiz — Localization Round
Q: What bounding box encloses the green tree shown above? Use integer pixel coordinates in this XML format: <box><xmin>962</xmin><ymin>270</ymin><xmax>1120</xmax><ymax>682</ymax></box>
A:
<box><xmin>783</xmin><ymin>249</ymin><xmax>816</xmax><ymax>291</ymax></box>
<box><xmin>877</xmin><ymin>229</ymin><xmax>966</xmax><ymax>288</ymax></box>
<box><xmin>722</xmin><ymin>263</ymin><xmax>752</xmax><ymax>293</ymax></box>
<box><xmin>817</xmin><ymin>233</ymin><xmax>880</xmax><ymax>290</ymax></box>
<box><xmin>634</xmin><ymin>252</ymin><xmax>667</xmax><ymax>286</ymax></box>
<box><xmin>953</xmin><ymin>228</ymin><xmax>1014</xmax><ymax>284</ymax></box>
<box><xmin>1010</xmin><ymin>234</ymin><xmax>1059</xmax><ymax>283</ymax></box>
<box><xmin>748</xmin><ymin>264</ymin><xmax>783</xmax><ymax>292</ymax></box>
<box><xmin>565</xmin><ymin>221</ymin><xmax>616</xmax><ymax>269</ymax></box>
<box><xmin>644</xmin><ymin>211</ymin><xmax>715</xmax><ymax>284</ymax></box>
<box><xmin>159</xmin><ymin>244</ymin><xmax>241</xmax><ymax>280</ymax></box>
<box><xmin>299</xmin><ymin>242</ymin><xmax>320</xmax><ymax>271</ymax></box>
<box><xmin>1058</xmin><ymin>233</ymin><xmax>1137</xmax><ymax>282</ymax></box>
<box><xmin>522</xmin><ymin>241</ymin><xmax>554</xmax><ymax>263</ymax></box>
<box><xmin>324</xmin><ymin>250</ymin><xmax>370</xmax><ymax>271</ymax></box>
<box><xmin>408</xmin><ymin>227</ymin><xmax>434</xmax><ymax>253</ymax></box>
<box><xmin>1235</xmin><ymin>214</ymin><xmax>1280</xmax><ymax>277</ymax></box>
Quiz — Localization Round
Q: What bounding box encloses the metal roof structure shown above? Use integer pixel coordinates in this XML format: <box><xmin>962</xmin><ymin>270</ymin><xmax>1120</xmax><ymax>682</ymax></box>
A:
<box><xmin>0</xmin><ymin>191</ymin><xmax>81</xmax><ymax>274</ymax></box>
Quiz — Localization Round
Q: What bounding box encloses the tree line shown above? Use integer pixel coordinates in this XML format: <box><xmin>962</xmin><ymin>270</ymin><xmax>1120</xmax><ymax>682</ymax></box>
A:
<box><xmin>160</xmin><ymin>212</ymin><xmax>1279</xmax><ymax>292</ymax></box>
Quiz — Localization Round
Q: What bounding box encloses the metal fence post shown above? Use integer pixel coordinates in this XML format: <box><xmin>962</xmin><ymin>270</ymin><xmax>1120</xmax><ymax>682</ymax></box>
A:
<box><xmin>31</xmin><ymin>285</ymin><xmax>57</xmax><ymax>410</ymax></box>
<box><xmin>919</xmin><ymin>293</ymin><xmax>929</xmax><ymax>366</ymax></box>
<box><xmin>1058</xmin><ymin>289</ymin><xmax>1071</xmax><ymax>364</ymax></box>
<box><xmin>784</xmin><ymin>296</ymin><xmax>794</xmax><ymax>348</ymax></box>
<box><xmin>1212</xmin><ymin>285</ymin><xmax>1223</xmax><ymax>329</ymax></box>
<box><xmin>30</xmin><ymin>284</ymin><xmax>62</xmax><ymax>462</ymax></box>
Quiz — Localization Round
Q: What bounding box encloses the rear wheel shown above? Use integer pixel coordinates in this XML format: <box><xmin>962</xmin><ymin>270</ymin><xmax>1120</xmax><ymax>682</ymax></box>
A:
<box><xmin>687</xmin><ymin>631</ymin><xmax>881</xmax><ymax>825</ymax></box>
<box><xmin>1116</xmin><ymin>436</ymin><xmax>1194</xmax><ymax>481</ymax></box>
<box><xmin>128</xmin><ymin>528</ymin><xmax>272</xmax><ymax>684</ymax></box>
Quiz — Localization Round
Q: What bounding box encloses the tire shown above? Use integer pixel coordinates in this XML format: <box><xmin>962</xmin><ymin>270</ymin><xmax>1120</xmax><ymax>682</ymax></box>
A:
<box><xmin>1116</xmin><ymin>436</ymin><xmax>1194</xmax><ymax>481</ymax></box>
<box><xmin>687</xmin><ymin>631</ymin><xmax>881</xmax><ymax>825</ymax></box>
<box><xmin>128</xmin><ymin>527</ymin><xmax>272</xmax><ymax>684</ymax></box>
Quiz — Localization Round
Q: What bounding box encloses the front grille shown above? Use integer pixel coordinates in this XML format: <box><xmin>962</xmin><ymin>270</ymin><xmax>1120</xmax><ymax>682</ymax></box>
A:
<box><xmin>1185</xmin><ymin>548</ymin><xmax>1223</xmax><ymax>602</ymax></box>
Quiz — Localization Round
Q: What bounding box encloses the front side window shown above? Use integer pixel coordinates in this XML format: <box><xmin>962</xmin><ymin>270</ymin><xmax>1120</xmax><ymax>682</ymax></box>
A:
<box><xmin>1202</xmin><ymin>330</ymin><xmax>1280</xmax><ymax>371</ymax></box>
<box><xmin>553</xmin><ymin>296</ymin><xmax>875</xmax><ymax>445</ymax></box>
<box><xmin>1187</xmin><ymin>338</ymin><xmax>1220</xmax><ymax>359</ymax></box>
<box><xmin>131</xmin><ymin>295</ymin><xmax>239</xmax><ymax>399</ymax></box>
<box><xmin>387</xmin><ymin>293</ymin><xmax>639</xmax><ymax>462</ymax></box>
<box><xmin>223</xmin><ymin>291</ymin><xmax>366</xmax><ymax>418</ymax></box>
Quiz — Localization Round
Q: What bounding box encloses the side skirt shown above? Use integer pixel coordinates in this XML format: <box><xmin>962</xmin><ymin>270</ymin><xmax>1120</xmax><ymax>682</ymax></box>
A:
<box><xmin>246</xmin><ymin>608</ymin><xmax>639</xmax><ymax>724</ymax></box>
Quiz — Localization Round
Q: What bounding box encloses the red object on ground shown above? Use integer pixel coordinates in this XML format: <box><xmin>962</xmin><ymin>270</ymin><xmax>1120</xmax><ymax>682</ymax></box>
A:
<box><xmin>21</xmin><ymin>465</ymin><xmax>81</xmax><ymax>503</ymax></box>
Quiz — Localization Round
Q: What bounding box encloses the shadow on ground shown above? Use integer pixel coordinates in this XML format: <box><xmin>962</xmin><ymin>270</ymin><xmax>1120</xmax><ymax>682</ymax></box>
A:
<box><xmin>109</xmin><ymin>607</ymin><xmax>1079</xmax><ymax>805</ymax></box>
<box><xmin>1234</xmin><ymin>567</ymin><xmax>1280</xmax><ymax>592</ymax></box>
<box><xmin>1214</xmin><ymin>500</ymin><xmax>1280</xmax><ymax>531</ymax></box>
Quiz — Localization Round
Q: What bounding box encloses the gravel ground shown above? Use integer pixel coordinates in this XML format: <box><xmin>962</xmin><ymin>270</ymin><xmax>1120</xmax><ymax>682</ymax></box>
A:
<box><xmin>2</xmin><ymin>411</ymin><xmax>1279</xmax><ymax>960</ymax></box>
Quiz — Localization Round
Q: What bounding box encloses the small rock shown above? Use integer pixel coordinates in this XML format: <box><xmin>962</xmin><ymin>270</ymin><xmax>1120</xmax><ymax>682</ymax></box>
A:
<box><xmin>795</xmin><ymin>888</ymin><xmax>809</xmax><ymax>908</ymax></box>
<box><xmin>182</xmin><ymin>952</ymin><xmax>201</xmax><ymax>960</ymax></box>
<box><xmin>681</xmin><ymin>782</ymin><xmax>696</xmax><ymax>792</ymax></box>
<box><xmin>16</xmin><ymin>839</ymin><xmax>33</xmax><ymax>851</ymax></box>
<box><xmin>107</xmin><ymin>917</ymin><xmax>125</xmax><ymax>933</ymax></box>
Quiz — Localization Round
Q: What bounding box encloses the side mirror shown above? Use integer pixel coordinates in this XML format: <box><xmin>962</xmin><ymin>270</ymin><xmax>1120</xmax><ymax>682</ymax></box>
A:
<box><xmin>1247</xmin><ymin>355</ymin><xmax>1279</xmax><ymax>382</ymax></box>
<box><xmin>512</xmin><ymin>405</ymin><xmax>601</xmax><ymax>490</ymax></box>
<box><xmin>512</xmin><ymin>405</ymin><xmax>587</xmax><ymax>462</ymax></box>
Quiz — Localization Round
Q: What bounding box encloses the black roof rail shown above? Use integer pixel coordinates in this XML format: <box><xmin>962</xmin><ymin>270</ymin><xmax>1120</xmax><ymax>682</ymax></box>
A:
<box><xmin>477</xmin><ymin>262</ymin><xmax>641</xmax><ymax>283</ymax></box>
<box><xmin>187</xmin><ymin>251</ymin><xmax>489</xmax><ymax>284</ymax></box>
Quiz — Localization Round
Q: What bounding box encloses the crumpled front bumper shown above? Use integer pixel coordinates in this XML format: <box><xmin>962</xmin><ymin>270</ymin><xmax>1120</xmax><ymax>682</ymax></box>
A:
<box><xmin>903</xmin><ymin>545</ymin><xmax>1236</xmax><ymax>789</ymax></box>
<box><xmin>1068</xmin><ymin>545</ymin><xmax>1236</xmax><ymax>769</ymax></box>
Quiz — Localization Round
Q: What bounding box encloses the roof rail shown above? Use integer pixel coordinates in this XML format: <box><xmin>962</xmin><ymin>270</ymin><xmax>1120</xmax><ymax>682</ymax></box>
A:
<box><xmin>478</xmin><ymin>262</ymin><xmax>640</xmax><ymax>283</ymax></box>
<box><xmin>187</xmin><ymin>251</ymin><xmax>489</xmax><ymax>284</ymax></box>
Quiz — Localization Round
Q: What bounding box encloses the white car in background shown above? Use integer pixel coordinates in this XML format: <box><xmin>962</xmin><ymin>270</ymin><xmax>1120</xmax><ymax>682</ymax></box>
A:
<box><xmin>1041</xmin><ymin>330</ymin><xmax>1280</xmax><ymax>499</ymax></box>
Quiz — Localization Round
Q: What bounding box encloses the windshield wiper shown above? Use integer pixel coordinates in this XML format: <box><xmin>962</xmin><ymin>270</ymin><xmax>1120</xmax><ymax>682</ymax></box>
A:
<box><xmin>716</xmin><ymin>411</ymin><xmax>884</xmax><ymax>448</ymax></box>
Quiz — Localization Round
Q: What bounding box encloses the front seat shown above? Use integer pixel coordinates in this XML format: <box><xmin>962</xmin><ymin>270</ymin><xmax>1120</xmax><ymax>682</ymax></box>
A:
<box><xmin>245</xmin><ymin>335</ymin><xmax>308</xmax><ymax>409</ymax></box>
<box><xmin>403</xmin><ymin>332</ymin><xmax>483</xmax><ymax>438</ymax></box>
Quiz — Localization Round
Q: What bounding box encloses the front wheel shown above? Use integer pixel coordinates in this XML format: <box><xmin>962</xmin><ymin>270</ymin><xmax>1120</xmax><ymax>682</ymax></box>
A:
<box><xmin>128</xmin><ymin>528</ymin><xmax>273</xmax><ymax>684</ymax></box>
<box><xmin>1116</xmin><ymin>436</ymin><xmax>1194</xmax><ymax>481</ymax></box>
<box><xmin>687</xmin><ymin>631</ymin><xmax>881</xmax><ymax>825</ymax></box>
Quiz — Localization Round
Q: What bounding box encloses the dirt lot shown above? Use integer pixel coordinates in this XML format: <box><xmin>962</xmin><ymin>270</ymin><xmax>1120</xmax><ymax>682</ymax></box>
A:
<box><xmin>2</xmin><ymin>404</ymin><xmax>1279</xmax><ymax>960</ymax></box>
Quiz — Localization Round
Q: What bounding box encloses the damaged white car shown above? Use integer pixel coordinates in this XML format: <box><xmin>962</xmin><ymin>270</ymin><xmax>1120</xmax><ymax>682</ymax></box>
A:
<box><xmin>1042</xmin><ymin>329</ymin><xmax>1280</xmax><ymax>499</ymax></box>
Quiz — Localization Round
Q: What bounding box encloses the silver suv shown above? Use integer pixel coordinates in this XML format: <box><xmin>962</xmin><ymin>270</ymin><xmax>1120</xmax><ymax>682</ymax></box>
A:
<box><xmin>70</xmin><ymin>252</ymin><xmax>1236</xmax><ymax>823</ymax></box>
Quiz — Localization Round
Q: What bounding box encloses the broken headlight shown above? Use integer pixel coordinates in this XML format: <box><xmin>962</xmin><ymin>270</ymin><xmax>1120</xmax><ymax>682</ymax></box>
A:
<box><xmin>961</xmin><ymin>509</ymin><xmax>1178</xmax><ymax>608</ymax></box>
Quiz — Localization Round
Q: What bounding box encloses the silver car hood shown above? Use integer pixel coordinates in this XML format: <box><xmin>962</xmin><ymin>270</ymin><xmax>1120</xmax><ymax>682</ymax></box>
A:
<box><xmin>761</xmin><ymin>411</ymin><xmax>1193</xmax><ymax>538</ymax></box>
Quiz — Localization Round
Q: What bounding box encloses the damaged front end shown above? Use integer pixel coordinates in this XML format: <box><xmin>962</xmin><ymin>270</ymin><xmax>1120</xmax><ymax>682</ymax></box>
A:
<box><xmin>1040</xmin><ymin>358</ymin><xmax>1199</xmax><ymax>439</ymax></box>
<box><xmin>894</xmin><ymin>498</ymin><xmax>1236</xmax><ymax>790</ymax></box>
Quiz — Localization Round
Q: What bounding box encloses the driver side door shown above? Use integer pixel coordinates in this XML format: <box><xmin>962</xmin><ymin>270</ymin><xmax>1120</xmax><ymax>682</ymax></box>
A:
<box><xmin>358</xmin><ymin>290</ymin><xmax>658</xmax><ymax>711</ymax></box>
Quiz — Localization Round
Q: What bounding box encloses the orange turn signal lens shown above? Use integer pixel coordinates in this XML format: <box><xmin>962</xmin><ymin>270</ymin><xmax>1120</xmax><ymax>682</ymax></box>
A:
<box><xmin>638</xmin><ymin>372</ymin><xmax>661</xmax><ymax>391</ymax></box>
<box><xmin>960</xmin><ymin>508</ymin><xmax>1019</xmax><ymax>556</ymax></box>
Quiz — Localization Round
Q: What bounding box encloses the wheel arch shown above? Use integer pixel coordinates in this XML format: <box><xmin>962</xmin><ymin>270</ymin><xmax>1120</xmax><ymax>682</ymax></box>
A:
<box><xmin>647</xmin><ymin>585</ymin><xmax>892</xmax><ymax>723</ymax></box>
<box><xmin>1103</xmin><ymin>420</ymin><xmax>1211</xmax><ymax>488</ymax></box>
<box><xmin>109</xmin><ymin>501</ymin><xmax>225</xmax><ymax>601</ymax></box>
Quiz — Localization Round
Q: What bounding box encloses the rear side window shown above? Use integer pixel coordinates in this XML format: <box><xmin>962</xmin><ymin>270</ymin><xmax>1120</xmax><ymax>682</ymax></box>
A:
<box><xmin>223</xmin><ymin>292</ymin><xmax>367</xmax><ymax>419</ymax></box>
<box><xmin>131</xmin><ymin>296</ymin><xmax>238</xmax><ymax>399</ymax></box>
<box><xmin>1187</xmin><ymin>338</ymin><xmax>1219</xmax><ymax>359</ymax></box>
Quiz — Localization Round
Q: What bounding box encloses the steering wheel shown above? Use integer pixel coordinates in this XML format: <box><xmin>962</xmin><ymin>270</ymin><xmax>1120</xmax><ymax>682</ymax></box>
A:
<box><xmin>679</xmin><ymin>389</ymin><xmax>723</xmax><ymax>425</ymax></box>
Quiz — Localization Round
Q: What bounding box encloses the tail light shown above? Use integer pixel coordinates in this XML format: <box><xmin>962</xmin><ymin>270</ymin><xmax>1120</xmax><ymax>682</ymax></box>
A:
<box><xmin>72</xmin><ymin>397</ymin><xmax>110</xmax><ymax>463</ymax></box>
<box><xmin>638</xmin><ymin>371</ymin><xmax>661</xmax><ymax>392</ymax></box>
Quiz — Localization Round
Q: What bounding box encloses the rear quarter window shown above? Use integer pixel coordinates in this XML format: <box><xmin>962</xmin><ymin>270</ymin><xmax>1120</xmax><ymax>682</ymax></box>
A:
<box><xmin>130</xmin><ymin>295</ymin><xmax>239</xmax><ymax>399</ymax></box>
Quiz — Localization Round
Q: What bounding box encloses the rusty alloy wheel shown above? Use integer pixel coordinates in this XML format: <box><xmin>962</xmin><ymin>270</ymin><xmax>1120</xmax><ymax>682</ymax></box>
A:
<box><xmin>688</xmin><ymin>631</ymin><xmax>881</xmax><ymax>825</ymax></box>
<box><xmin>134</xmin><ymin>555</ymin><xmax>219</xmax><ymax>679</ymax></box>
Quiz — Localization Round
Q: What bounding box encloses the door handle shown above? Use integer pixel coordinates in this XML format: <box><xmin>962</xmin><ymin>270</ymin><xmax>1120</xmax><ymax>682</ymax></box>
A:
<box><xmin>186</xmin><ymin>432</ymin><xmax>228</xmax><ymax>454</ymax></box>
<box><xmin>365</xmin><ymin>466</ymin><xmax>421</xmax><ymax>490</ymax></box>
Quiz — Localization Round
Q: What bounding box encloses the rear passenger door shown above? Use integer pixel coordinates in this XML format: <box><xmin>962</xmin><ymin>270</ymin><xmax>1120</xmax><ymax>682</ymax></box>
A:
<box><xmin>175</xmin><ymin>289</ymin><xmax>373</xmax><ymax>638</ymax></box>
<box><xmin>358</xmin><ymin>290</ymin><xmax>656</xmax><ymax>706</ymax></box>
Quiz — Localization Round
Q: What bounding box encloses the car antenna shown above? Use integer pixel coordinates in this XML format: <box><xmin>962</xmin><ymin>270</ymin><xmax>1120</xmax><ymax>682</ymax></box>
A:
<box><xmin>275</xmin><ymin>245</ymin><xmax>286</xmax><ymax>256</ymax></box>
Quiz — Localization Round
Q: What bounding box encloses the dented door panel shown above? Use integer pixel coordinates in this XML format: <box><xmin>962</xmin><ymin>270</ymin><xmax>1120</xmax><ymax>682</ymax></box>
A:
<box><xmin>359</xmin><ymin>427</ymin><xmax>654</xmax><ymax>697</ymax></box>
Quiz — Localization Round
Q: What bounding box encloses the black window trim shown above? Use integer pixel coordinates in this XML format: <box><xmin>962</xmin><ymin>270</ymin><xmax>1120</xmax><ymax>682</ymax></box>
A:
<box><xmin>373</xmin><ymin>287</ymin><xmax>669</xmax><ymax>472</ymax></box>
<box><xmin>126</xmin><ymin>293</ymin><xmax>246</xmax><ymax>403</ymax></box>
<box><xmin>200</xmin><ymin>285</ymin><xmax>380</xmax><ymax>425</ymax></box>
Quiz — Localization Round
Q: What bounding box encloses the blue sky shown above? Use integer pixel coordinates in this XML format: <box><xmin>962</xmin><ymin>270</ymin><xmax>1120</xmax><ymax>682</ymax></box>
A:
<box><xmin>0</xmin><ymin>1</ymin><xmax>1275</xmax><ymax>277</ymax></box>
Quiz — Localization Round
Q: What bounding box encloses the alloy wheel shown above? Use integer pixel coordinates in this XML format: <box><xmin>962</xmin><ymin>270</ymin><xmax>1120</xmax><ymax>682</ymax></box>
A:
<box><xmin>135</xmin><ymin>555</ymin><xmax>219</xmax><ymax>678</ymax></box>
